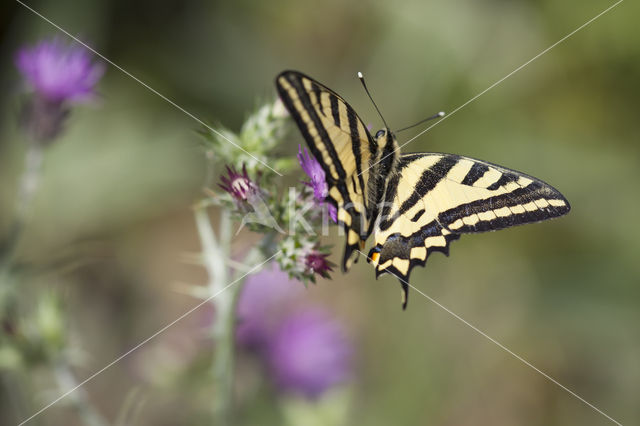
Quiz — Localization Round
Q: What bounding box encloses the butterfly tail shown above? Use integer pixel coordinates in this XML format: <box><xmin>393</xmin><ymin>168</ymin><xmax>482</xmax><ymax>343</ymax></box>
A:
<box><xmin>341</xmin><ymin>241</ymin><xmax>360</xmax><ymax>272</ymax></box>
<box><xmin>400</xmin><ymin>280</ymin><xmax>409</xmax><ymax>310</ymax></box>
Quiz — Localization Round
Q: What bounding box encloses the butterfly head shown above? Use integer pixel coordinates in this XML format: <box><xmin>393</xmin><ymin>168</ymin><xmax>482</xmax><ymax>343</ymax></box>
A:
<box><xmin>374</xmin><ymin>128</ymin><xmax>396</xmax><ymax>149</ymax></box>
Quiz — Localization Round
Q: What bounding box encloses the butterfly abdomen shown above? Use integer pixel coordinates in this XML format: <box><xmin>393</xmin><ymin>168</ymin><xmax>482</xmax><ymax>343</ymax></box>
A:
<box><xmin>367</xmin><ymin>129</ymin><xmax>401</xmax><ymax>216</ymax></box>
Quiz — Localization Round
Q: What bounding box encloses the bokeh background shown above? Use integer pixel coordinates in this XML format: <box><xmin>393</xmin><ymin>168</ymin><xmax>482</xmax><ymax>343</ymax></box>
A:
<box><xmin>1</xmin><ymin>0</ymin><xmax>639</xmax><ymax>425</ymax></box>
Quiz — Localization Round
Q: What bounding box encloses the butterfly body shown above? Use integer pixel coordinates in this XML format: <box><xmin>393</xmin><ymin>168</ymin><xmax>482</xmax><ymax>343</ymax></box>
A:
<box><xmin>365</xmin><ymin>129</ymin><xmax>400</xmax><ymax>235</ymax></box>
<box><xmin>276</xmin><ymin>70</ymin><xmax>570</xmax><ymax>308</ymax></box>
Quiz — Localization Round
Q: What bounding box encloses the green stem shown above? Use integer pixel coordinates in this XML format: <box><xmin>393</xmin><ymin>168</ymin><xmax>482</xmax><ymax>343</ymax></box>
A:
<box><xmin>0</xmin><ymin>144</ymin><xmax>107</xmax><ymax>426</ymax></box>
<box><xmin>194</xmin><ymin>204</ymin><xmax>264</xmax><ymax>426</ymax></box>
<box><xmin>0</xmin><ymin>144</ymin><xmax>43</xmax><ymax>269</ymax></box>
<box><xmin>0</xmin><ymin>144</ymin><xmax>45</xmax><ymax>423</ymax></box>
<box><xmin>195</xmin><ymin>206</ymin><xmax>232</xmax><ymax>425</ymax></box>
<box><xmin>53</xmin><ymin>362</ymin><xmax>108</xmax><ymax>426</ymax></box>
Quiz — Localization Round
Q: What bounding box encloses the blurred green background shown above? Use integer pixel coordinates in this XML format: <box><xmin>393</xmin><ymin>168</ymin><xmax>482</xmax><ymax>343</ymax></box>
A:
<box><xmin>1</xmin><ymin>0</ymin><xmax>639</xmax><ymax>425</ymax></box>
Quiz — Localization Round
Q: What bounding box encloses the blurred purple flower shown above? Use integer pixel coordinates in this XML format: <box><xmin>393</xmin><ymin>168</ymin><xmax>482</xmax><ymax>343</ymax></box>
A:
<box><xmin>297</xmin><ymin>145</ymin><xmax>337</xmax><ymax>222</ymax></box>
<box><xmin>236</xmin><ymin>263</ymin><xmax>302</xmax><ymax>348</ymax></box>
<box><xmin>219</xmin><ymin>164</ymin><xmax>260</xmax><ymax>204</ymax></box>
<box><xmin>267</xmin><ymin>309</ymin><xmax>352</xmax><ymax>398</ymax></box>
<box><xmin>14</xmin><ymin>37</ymin><xmax>105</xmax><ymax>143</ymax></box>
<box><xmin>305</xmin><ymin>250</ymin><xmax>334</xmax><ymax>279</ymax></box>
<box><xmin>15</xmin><ymin>38</ymin><xmax>104</xmax><ymax>103</ymax></box>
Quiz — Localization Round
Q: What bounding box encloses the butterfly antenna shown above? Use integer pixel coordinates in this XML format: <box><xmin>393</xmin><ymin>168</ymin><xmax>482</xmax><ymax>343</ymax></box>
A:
<box><xmin>395</xmin><ymin>111</ymin><xmax>446</xmax><ymax>133</ymax></box>
<box><xmin>358</xmin><ymin>72</ymin><xmax>390</xmax><ymax>130</ymax></box>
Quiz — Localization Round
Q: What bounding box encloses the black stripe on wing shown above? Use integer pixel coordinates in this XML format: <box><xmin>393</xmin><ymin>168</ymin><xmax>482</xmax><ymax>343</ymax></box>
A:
<box><xmin>330</xmin><ymin>95</ymin><xmax>340</xmax><ymax>126</ymax></box>
<box><xmin>461</xmin><ymin>162</ymin><xmax>489</xmax><ymax>186</ymax></box>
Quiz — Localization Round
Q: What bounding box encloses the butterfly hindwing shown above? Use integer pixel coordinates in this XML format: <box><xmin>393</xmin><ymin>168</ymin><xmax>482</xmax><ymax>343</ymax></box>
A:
<box><xmin>276</xmin><ymin>70</ymin><xmax>376</xmax><ymax>270</ymax></box>
<box><xmin>371</xmin><ymin>153</ymin><xmax>570</xmax><ymax>283</ymax></box>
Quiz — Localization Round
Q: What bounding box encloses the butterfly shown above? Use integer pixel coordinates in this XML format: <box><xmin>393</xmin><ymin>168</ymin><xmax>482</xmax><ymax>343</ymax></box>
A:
<box><xmin>275</xmin><ymin>70</ymin><xmax>570</xmax><ymax>308</ymax></box>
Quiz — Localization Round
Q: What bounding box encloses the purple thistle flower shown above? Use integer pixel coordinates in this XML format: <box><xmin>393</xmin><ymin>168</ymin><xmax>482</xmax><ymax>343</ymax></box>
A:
<box><xmin>236</xmin><ymin>263</ymin><xmax>303</xmax><ymax>348</ymax></box>
<box><xmin>297</xmin><ymin>145</ymin><xmax>337</xmax><ymax>223</ymax></box>
<box><xmin>297</xmin><ymin>145</ymin><xmax>327</xmax><ymax>200</ymax></box>
<box><xmin>305</xmin><ymin>250</ymin><xmax>334</xmax><ymax>279</ymax></box>
<box><xmin>219</xmin><ymin>164</ymin><xmax>259</xmax><ymax>203</ymax></box>
<box><xmin>267</xmin><ymin>309</ymin><xmax>352</xmax><ymax>398</ymax></box>
<box><xmin>15</xmin><ymin>38</ymin><xmax>105</xmax><ymax>103</ymax></box>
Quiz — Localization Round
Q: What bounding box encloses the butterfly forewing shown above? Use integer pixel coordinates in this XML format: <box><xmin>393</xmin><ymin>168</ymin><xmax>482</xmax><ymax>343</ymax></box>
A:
<box><xmin>371</xmin><ymin>153</ymin><xmax>570</xmax><ymax>281</ymax></box>
<box><xmin>276</xmin><ymin>71</ymin><xmax>376</xmax><ymax>270</ymax></box>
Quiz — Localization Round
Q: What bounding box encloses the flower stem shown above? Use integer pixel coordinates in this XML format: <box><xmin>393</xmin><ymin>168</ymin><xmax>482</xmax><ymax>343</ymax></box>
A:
<box><xmin>196</xmin><ymin>206</ymin><xmax>231</xmax><ymax>423</ymax></box>
<box><xmin>0</xmin><ymin>144</ymin><xmax>45</xmax><ymax>422</ymax></box>
<box><xmin>0</xmin><ymin>144</ymin><xmax>43</xmax><ymax>269</ymax></box>
<box><xmin>1</xmin><ymin>143</ymin><xmax>108</xmax><ymax>426</ymax></box>
<box><xmin>53</xmin><ymin>361</ymin><xmax>108</xmax><ymax>426</ymax></box>
<box><xmin>195</xmin><ymin>204</ymin><xmax>266</xmax><ymax>425</ymax></box>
